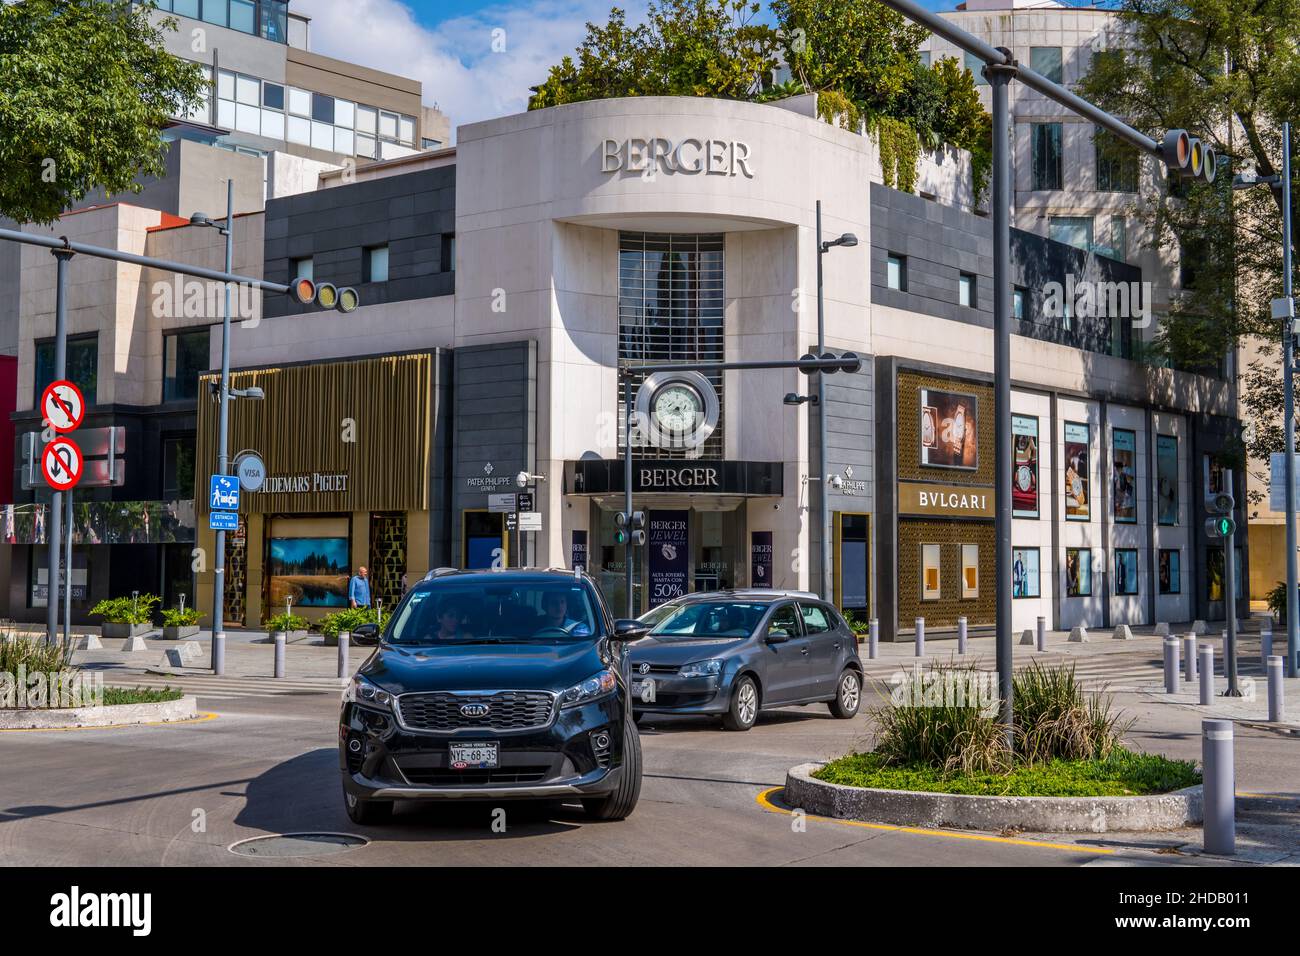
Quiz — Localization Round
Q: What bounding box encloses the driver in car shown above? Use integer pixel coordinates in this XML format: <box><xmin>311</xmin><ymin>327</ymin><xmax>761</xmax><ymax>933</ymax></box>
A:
<box><xmin>537</xmin><ymin>592</ymin><xmax>590</xmax><ymax>636</ymax></box>
<box><xmin>435</xmin><ymin>599</ymin><xmax>469</xmax><ymax>640</ymax></box>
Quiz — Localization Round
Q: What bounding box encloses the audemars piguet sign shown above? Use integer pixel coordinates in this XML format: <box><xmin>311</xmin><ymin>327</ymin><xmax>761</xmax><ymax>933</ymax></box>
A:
<box><xmin>898</xmin><ymin>480</ymin><xmax>994</xmax><ymax>519</ymax></box>
<box><xmin>602</xmin><ymin>138</ymin><xmax>754</xmax><ymax>178</ymax></box>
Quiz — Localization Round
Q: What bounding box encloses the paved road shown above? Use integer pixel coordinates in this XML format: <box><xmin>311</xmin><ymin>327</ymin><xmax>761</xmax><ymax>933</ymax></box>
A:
<box><xmin>1</xmin><ymin>662</ymin><xmax>1295</xmax><ymax>866</ymax></box>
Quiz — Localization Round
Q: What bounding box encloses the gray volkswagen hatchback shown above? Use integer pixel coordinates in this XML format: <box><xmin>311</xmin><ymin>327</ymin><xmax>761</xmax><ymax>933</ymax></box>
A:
<box><xmin>626</xmin><ymin>594</ymin><xmax>863</xmax><ymax>730</ymax></box>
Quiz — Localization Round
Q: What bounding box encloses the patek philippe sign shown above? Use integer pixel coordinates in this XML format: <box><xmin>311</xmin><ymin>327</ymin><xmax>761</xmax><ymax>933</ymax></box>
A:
<box><xmin>898</xmin><ymin>480</ymin><xmax>994</xmax><ymax>519</ymax></box>
<box><xmin>262</xmin><ymin>472</ymin><xmax>350</xmax><ymax>494</ymax></box>
<box><xmin>601</xmin><ymin>138</ymin><xmax>754</xmax><ymax>178</ymax></box>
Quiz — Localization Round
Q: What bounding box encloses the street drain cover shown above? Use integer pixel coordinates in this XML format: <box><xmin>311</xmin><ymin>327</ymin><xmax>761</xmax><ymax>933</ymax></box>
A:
<box><xmin>228</xmin><ymin>832</ymin><xmax>368</xmax><ymax>858</ymax></box>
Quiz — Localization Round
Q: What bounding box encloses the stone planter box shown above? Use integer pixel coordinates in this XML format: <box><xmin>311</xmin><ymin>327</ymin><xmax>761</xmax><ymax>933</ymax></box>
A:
<box><xmin>0</xmin><ymin>695</ymin><xmax>198</xmax><ymax>730</ymax></box>
<box><xmin>162</xmin><ymin>625</ymin><xmax>200</xmax><ymax>640</ymax></box>
<box><xmin>101</xmin><ymin>622</ymin><xmax>152</xmax><ymax>639</ymax></box>
<box><xmin>263</xmin><ymin>629</ymin><xmax>309</xmax><ymax>643</ymax></box>
<box><xmin>784</xmin><ymin>762</ymin><xmax>1202</xmax><ymax>833</ymax></box>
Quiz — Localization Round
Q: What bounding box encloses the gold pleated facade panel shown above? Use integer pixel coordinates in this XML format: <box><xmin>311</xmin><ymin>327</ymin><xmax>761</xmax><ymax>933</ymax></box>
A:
<box><xmin>196</xmin><ymin>353</ymin><xmax>433</xmax><ymax>515</ymax></box>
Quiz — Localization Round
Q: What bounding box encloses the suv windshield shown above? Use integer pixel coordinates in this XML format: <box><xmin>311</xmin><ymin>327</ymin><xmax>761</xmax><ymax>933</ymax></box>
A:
<box><xmin>385</xmin><ymin>582</ymin><xmax>601</xmax><ymax>645</ymax></box>
<box><xmin>648</xmin><ymin>601</ymin><xmax>766</xmax><ymax>639</ymax></box>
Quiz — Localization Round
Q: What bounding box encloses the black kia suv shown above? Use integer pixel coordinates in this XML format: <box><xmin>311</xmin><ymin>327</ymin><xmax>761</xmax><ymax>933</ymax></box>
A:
<box><xmin>339</xmin><ymin>569</ymin><xmax>647</xmax><ymax>824</ymax></box>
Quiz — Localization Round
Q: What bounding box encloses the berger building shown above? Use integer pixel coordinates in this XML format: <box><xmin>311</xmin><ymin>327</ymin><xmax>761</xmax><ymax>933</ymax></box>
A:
<box><xmin>174</xmin><ymin>93</ymin><xmax>1243</xmax><ymax>638</ymax></box>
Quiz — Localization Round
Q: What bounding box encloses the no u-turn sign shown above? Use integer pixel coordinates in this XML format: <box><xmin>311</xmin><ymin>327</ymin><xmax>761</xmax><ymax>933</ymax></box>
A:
<box><xmin>42</xmin><ymin>437</ymin><xmax>83</xmax><ymax>491</ymax></box>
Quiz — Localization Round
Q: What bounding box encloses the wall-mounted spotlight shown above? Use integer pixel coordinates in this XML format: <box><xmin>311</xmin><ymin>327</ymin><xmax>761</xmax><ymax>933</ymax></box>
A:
<box><xmin>783</xmin><ymin>392</ymin><xmax>820</xmax><ymax>406</ymax></box>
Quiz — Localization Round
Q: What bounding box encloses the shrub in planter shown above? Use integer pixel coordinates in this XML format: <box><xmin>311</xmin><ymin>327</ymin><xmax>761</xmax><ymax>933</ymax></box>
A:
<box><xmin>264</xmin><ymin>612</ymin><xmax>309</xmax><ymax>639</ymax></box>
<box><xmin>90</xmin><ymin>594</ymin><xmax>160</xmax><ymax>637</ymax></box>
<box><xmin>318</xmin><ymin>607</ymin><xmax>381</xmax><ymax>645</ymax></box>
<box><xmin>161</xmin><ymin>607</ymin><xmax>202</xmax><ymax>640</ymax></box>
<box><xmin>1267</xmin><ymin>581</ymin><xmax>1290</xmax><ymax>624</ymax></box>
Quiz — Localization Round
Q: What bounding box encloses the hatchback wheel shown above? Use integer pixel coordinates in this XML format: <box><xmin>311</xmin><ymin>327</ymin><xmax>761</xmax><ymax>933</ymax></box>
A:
<box><xmin>829</xmin><ymin>668</ymin><xmax>861</xmax><ymax>719</ymax></box>
<box><xmin>722</xmin><ymin>675</ymin><xmax>759</xmax><ymax>731</ymax></box>
<box><xmin>343</xmin><ymin>784</ymin><xmax>393</xmax><ymax>825</ymax></box>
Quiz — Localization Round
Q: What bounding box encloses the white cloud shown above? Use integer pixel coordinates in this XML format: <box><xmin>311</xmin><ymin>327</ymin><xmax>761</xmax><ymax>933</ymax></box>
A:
<box><xmin>293</xmin><ymin>0</ymin><xmax>646</xmax><ymax>139</ymax></box>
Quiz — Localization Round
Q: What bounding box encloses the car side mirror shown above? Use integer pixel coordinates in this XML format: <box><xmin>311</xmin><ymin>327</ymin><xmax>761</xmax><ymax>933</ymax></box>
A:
<box><xmin>612</xmin><ymin>619</ymin><xmax>649</xmax><ymax>642</ymax></box>
<box><xmin>766</xmin><ymin>627</ymin><xmax>790</xmax><ymax>644</ymax></box>
<box><xmin>353</xmin><ymin>623</ymin><xmax>378</xmax><ymax>637</ymax></box>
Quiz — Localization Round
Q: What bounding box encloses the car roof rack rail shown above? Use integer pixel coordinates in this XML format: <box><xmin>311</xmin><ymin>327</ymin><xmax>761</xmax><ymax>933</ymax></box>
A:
<box><xmin>422</xmin><ymin>567</ymin><xmax>461</xmax><ymax>582</ymax></box>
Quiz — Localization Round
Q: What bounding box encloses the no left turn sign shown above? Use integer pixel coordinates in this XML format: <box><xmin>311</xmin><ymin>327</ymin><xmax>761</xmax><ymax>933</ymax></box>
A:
<box><xmin>41</xmin><ymin>380</ymin><xmax>85</xmax><ymax>433</ymax></box>
<box><xmin>42</xmin><ymin>437</ymin><xmax>83</xmax><ymax>491</ymax></box>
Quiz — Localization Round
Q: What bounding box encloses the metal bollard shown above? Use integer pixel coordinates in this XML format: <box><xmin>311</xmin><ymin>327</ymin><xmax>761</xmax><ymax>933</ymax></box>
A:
<box><xmin>338</xmin><ymin>631</ymin><xmax>350</xmax><ymax>679</ymax></box>
<box><xmin>1183</xmin><ymin>635</ymin><xmax>1197</xmax><ymax>683</ymax></box>
<box><xmin>213</xmin><ymin>631</ymin><xmax>226</xmax><ymax>676</ymax></box>
<box><xmin>1163</xmin><ymin>637</ymin><xmax>1180</xmax><ymax>694</ymax></box>
<box><xmin>1262</xmin><ymin>629</ymin><xmax>1273</xmax><ymax>667</ymax></box>
<box><xmin>1036</xmin><ymin>616</ymin><xmax>1046</xmax><ymax>653</ymax></box>
<box><xmin>957</xmin><ymin>617</ymin><xmax>967</xmax><ymax>655</ymax></box>
<box><xmin>868</xmin><ymin>618</ymin><xmax>878</xmax><ymax>660</ymax></box>
<box><xmin>1268</xmin><ymin>655</ymin><xmax>1285</xmax><ymax>723</ymax></box>
<box><xmin>273</xmin><ymin>632</ymin><xmax>286</xmax><ymax>679</ymax></box>
<box><xmin>1202</xmin><ymin>719</ymin><xmax>1235</xmax><ymax>855</ymax></box>
<box><xmin>914</xmin><ymin>617</ymin><xmax>925</xmax><ymax>657</ymax></box>
<box><xmin>1199</xmin><ymin>644</ymin><xmax>1215</xmax><ymax>705</ymax></box>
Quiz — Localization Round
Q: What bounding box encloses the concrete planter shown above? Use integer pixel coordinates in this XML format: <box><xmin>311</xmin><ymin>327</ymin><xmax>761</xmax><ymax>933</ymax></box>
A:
<box><xmin>784</xmin><ymin>762</ymin><xmax>1203</xmax><ymax>833</ymax></box>
<box><xmin>261</xmin><ymin>629</ymin><xmax>309</xmax><ymax>644</ymax></box>
<box><xmin>101</xmin><ymin>622</ymin><xmax>152</xmax><ymax>639</ymax></box>
<box><xmin>0</xmin><ymin>695</ymin><xmax>198</xmax><ymax>730</ymax></box>
<box><xmin>161</xmin><ymin>625</ymin><xmax>200</xmax><ymax>640</ymax></box>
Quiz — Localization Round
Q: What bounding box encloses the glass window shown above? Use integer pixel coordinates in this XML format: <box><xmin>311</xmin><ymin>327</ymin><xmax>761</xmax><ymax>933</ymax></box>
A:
<box><xmin>287</xmin><ymin>87</ymin><xmax>311</xmax><ymax>117</ymax></box>
<box><xmin>837</xmin><ymin>513</ymin><xmax>869</xmax><ymax>612</ymax></box>
<box><xmin>260</xmin><ymin>0</ymin><xmax>289</xmax><ymax>42</ymax></box>
<box><xmin>1096</xmin><ymin>130</ymin><xmax>1139</xmax><ymax>192</ymax></box>
<box><xmin>1030</xmin><ymin>46</ymin><xmax>1063</xmax><ymax>83</ymax></box>
<box><xmin>261</xmin><ymin>110</ymin><xmax>284</xmax><ymax>139</ymax></box>
<box><xmin>173</xmin><ymin>0</ymin><xmax>200</xmax><ymax>16</ymax></box>
<box><xmin>887</xmin><ymin>253</ymin><xmax>906</xmax><ymax>291</ymax></box>
<box><xmin>1159</xmin><ymin>549</ymin><xmax>1181</xmax><ymax>594</ymax></box>
<box><xmin>921</xmin><ymin>543</ymin><xmax>941</xmax><ymax>600</ymax></box>
<box><xmin>441</xmin><ymin>234</ymin><xmax>455</xmax><ymax>273</ymax></box>
<box><xmin>163</xmin><ymin>329</ymin><xmax>209</xmax><ymax>402</ymax></box>
<box><xmin>961</xmin><ymin>544</ymin><xmax>978</xmax><ymax>599</ymax></box>
<box><xmin>292</xmin><ymin>257</ymin><xmax>313</xmax><ymax>281</ymax></box>
<box><xmin>217</xmin><ymin>69</ymin><xmax>235</xmax><ymax>101</ymax></box>
<box><xmin>262</xmin><ymin>82</ymin><xmax>284</xmax><ymax>111</ymax></box>
<box><xmin>334</xmin><ymin>128</ymin><xmax>354</xmax><ymax>155</ymax></box>
<box><xmin>1012</xmin><ymin>547</ymin><xmax>1040</xmax><ymax>598</ymax></box>
<box><xmin>201</xmin><ymin>0</ymin><xmax>228</xmax><ymax>27</ymax></box>
<box><xmin>1049</xmin><ymin>215</ymin><xmax>1094</xmax><ymax>251</ymax></box>
<box><xmin>235</xmin><ymin>103</ymin><xmax>260</xmax><ymax>135</ymax></box>
<box><xmin>35</xmin><ymin>335</ymin><xmax>97</xmax><ymax>406</ymax></box>
<box><xmin>800</xmin><ymin>604</ymin><xmax>831</xmax><ymax>633</ymax></box>
<box><xmin>311</xmin><ymin>121</ymin><xmax>334</xmax><ymax>151</ymax></box>
<box><xmin>766</xmin><ymin>603</ymin><xmax>801</xmax><ymax>637</ymax></box>
<box><xmin>162</xmin><ymin>434</ymin><xmax>196</xmax><ymax>500</ymax></box>
<box><xmin>356</xmin><ymin>105</ymin><xmax>377</xmax><ymax>135</ymax></box>
<box><xmin>235</xmin><ymin>74</ymin><xmax>259</xmax><ymax>106</ymax></box>
<box><xmin>287</xmin><ymin>115</ymin><xmax>310</xmax><ymax>145</ymax></box>
<box><xmin>356</xmin><ymin>134</ymin><xmax>377</xmax><ymax>159</ymax></box>
<box><xmin>399</xmin><ymin>115</ymin><xmax>416</xmax><ymax>144</ymax></box>
<box><xmin>379</xmin><ymin>111</ymin><xmax>398</xmax><ymax>139</ymax></box>
<box><xmin>958</xmin><ymin>272</ymin><xmax>975</xmax><ymax>307</ymax></box>
<box><xmin>229</xmin><ymin>0</ymin><xmax>256</xmax><ymax>34</ymax></box>
<box><xmin>918</xmin><ymin>51</ymin><xmax>930</xmax><ymax>67</ymax></box>
<box><xmin>1032</xmin><ymin>123</ymin><xmax>1063</xmax><ymax>190</ymax></box>
<box><xmin>1115</xmin><ymin>549</ymin><xmax>1140</xmax><ymax>595</ymax></box>
<box><xmin>217</xmin><ymin>99</ymin><xmax>235</xmax><ymax>130</ymax></box>
<box><xmin>364</xmin><ymin>245</ymin><xmax>389</xmax><ymax>283</ymax></box>
<box><xmin>311</xmin><ymin>93</ymin><xmax>335</xmax><ymax>124</ymax></box>
<box><xmin>1065</xmin><ymin>548</ymin><xmax>1092</xmax><ymax>597</ymax></box>
<box><xmin>965</xmin><ymin>51</ymin><xmax>987</xmax><ymax>85</ymax></box>
<box><xmin>335</xmin><ymin>99</ymin><xmax>355</xmax><ymax>129</ymax></box>
<box><xmin>1013</xmin><ymin>286</ymin><xmax>1026</xmax><ymax>320</ymax></box>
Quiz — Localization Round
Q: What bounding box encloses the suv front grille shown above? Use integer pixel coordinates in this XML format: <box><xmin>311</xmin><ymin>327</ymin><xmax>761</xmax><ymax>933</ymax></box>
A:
<box><xmin>395</xmin><ymin>691</ymin><xmax>555</xmax><ymax>733</ymax></box>
<box><xmin>402</xmin><ymin>766</ymin><xmax>551</xmax><ymax>786</ymax></box>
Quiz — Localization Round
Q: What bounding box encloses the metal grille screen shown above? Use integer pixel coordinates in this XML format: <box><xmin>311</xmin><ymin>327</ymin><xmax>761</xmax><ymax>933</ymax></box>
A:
<box><xmin>618</xmin><ymin>232</ymin><xmax>724</xmax><ymax>458</ymax></box>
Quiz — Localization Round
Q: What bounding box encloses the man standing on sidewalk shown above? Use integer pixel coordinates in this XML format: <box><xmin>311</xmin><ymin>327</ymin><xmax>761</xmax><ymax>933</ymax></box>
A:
<box><xmin>348</xmin><ymin>566</ymin><xmax>371</xmax><ymax>609</ymax></box>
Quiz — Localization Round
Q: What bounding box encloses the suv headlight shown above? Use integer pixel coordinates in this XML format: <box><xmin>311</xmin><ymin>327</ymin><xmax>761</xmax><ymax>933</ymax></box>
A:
<box><xmin>559</xmin><ymin>668</ymin><xmax>617</xmax><ymax>708</ymax></box>
<box><xmin>344</xmin><ymin>674</ymin><xmax>394</xmax><ymax>711</ymax></box>
<box><xmin>678</xmin><ymin>659</ymin><xmax>722</xmax><ymax>679</ymax></box>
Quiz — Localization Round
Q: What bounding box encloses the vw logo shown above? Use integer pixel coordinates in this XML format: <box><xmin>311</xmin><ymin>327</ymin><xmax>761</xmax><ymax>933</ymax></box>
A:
<box><xmin>637</xmin><ymin>662</ymin><xmax>651</xmax><ymax>675</ymax></box>
<box><xmin>459</xmin><ymin>702</ymin><xmax>490</xmax><ymax>718</ymax></box>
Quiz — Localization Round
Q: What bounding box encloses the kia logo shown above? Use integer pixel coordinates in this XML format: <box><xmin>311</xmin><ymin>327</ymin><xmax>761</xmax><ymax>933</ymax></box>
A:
<box><xmin>459</xmin><ymin>703</ymin><xmax>490</xmax><ymax>718</ymax></box>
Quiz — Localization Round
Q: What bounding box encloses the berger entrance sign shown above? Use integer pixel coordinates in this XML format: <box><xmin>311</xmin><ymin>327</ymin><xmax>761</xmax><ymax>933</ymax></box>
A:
<box><xmin>601</xmin><ymin>138</ymin><xmax>754</xmax><ymax>178</ymax></box>
<box><xmin>898</xmin><ymin>480</ymin><xmax>995</xmax><ymax>519</ymax></box>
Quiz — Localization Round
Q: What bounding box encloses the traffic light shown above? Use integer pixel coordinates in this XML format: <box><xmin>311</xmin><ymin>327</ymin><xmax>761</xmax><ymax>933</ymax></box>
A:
<box><xmin>292</xmin><ymin>278</ymin><xmax>360</xmax><ymax>313</ymax></box>
<box><xmin>1205</xmin><ymin>490</ymin><xmax>1235</xmax><ymax>538</ymax></box>
<box><xmin>615</xmin><ymin>511</ymin><xmax>647</xmax><ymax>545</ymax></box>
<box><xmin>798</xmin><ymin>351</ymin><xmax>861</xmax><ymax>375</ymax></box>
<box><xmin>615</xmin><ymin>512</ymin><xmax>628</xmax><ymax>545</ymax></box>
<box><xmin>1161</xmin><ymin>129</ymin><xmax>1217</xmax><ymax>184</ymax></box>
<box><xmin>631</xmin><ymin>510</ymin><xmax>647</xmax><ymax>546</ymax></box>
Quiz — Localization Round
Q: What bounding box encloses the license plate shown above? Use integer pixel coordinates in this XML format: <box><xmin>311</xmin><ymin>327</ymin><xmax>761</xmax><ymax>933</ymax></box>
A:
<box><xmin>632</xmin><ymin>679</ymin><xmax>656</xmax><ymax>703</ymax></box>
<box><xmin>448</xmin><ymin>742</ymin><xmax>498</xmax><ymax>769</ymax></box>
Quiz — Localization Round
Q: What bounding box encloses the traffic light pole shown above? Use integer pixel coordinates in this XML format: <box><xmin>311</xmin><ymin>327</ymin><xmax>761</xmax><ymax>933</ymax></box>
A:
<box><xmin>1225</xmin><ymin>469</ymin><xmax>1240</xmax><ymax>696</ymax></box>
<box><xmin>624</xmin><ymin>375</ymin><xmax>634</xmax><ymax>618</ymax></box>
<box><xmin>1282</xmin><ymin>122</ymin><xmax>1297</xmax><ymax>678</ymax></box>
<box><xmin>45</xmin><ymin>249</ymin><xmax>72</xmax><ymax>646</ymax></box>
<box><xmin>211</xmin><ymin>180</ymin><xmax>234</xmax><ymax>675</ymax></box>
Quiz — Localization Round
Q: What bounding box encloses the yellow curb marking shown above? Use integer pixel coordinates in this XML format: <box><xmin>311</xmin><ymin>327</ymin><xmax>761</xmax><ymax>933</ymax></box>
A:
<box><xmin>755</xmin><ymin>787</ymin><xmax>1116</xmax><ymax>855</ymax></box>
<box><xmin>0</xmin><ymin>711</ymin><xmax>220</xmax><ymax>733</ymax></box>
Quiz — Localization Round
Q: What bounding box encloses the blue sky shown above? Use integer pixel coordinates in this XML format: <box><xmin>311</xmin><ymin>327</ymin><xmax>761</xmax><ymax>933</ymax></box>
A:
<box><xmin>291</xmin><ymin>0</ymin><xmax>965</xmax><ymax>136</ymax></box>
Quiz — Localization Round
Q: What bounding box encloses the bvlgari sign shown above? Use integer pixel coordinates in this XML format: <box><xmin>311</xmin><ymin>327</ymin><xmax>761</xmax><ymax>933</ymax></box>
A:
<box><xmin>898</xmin><ymin>480</ymin><xmax>994</xmax><ymax>519</ymax></box>
<box><xmin>602</xmin><ymin>138</ymin><xmax>754</xmax><ymax>178</ymax></box>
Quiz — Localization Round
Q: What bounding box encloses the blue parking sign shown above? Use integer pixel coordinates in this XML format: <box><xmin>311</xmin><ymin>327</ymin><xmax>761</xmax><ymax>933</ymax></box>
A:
<box><xmin>209</xmin><ymin>474</ymin><xmax>240</xmax><ymax>511</ymax></box>
<box><xmin>209</xmin><ymin>511</ymin><xmax>239</xmax><ymax>532</ymax></box>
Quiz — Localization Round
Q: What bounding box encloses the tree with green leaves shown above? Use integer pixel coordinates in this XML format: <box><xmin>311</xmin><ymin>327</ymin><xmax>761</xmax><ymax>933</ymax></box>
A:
<box><xmin>1078</xmin><ymin>0</ymin><xmax>1300</xmax><ymax>484</ymax></box>
<box><xmin>529</xmin><ymin>0</ymin><xmax>991</xmax><ymax>201</ymax></box>
<box><xmin>0</xmin><ymin>0</ymin><xmax>205</xmax><ymax>225</ymax></box>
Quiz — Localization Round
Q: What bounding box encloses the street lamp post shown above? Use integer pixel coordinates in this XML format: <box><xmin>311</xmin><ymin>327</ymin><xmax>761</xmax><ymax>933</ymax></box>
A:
<box><xmin>192</xmin><ymin>181</ymin><xmax>235</xmax><ymax>675</ymax></box>
<box><xmin>815</xmin><ymin>200</ymin><xmax>858</xmax><ymax>603</ymax></box>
